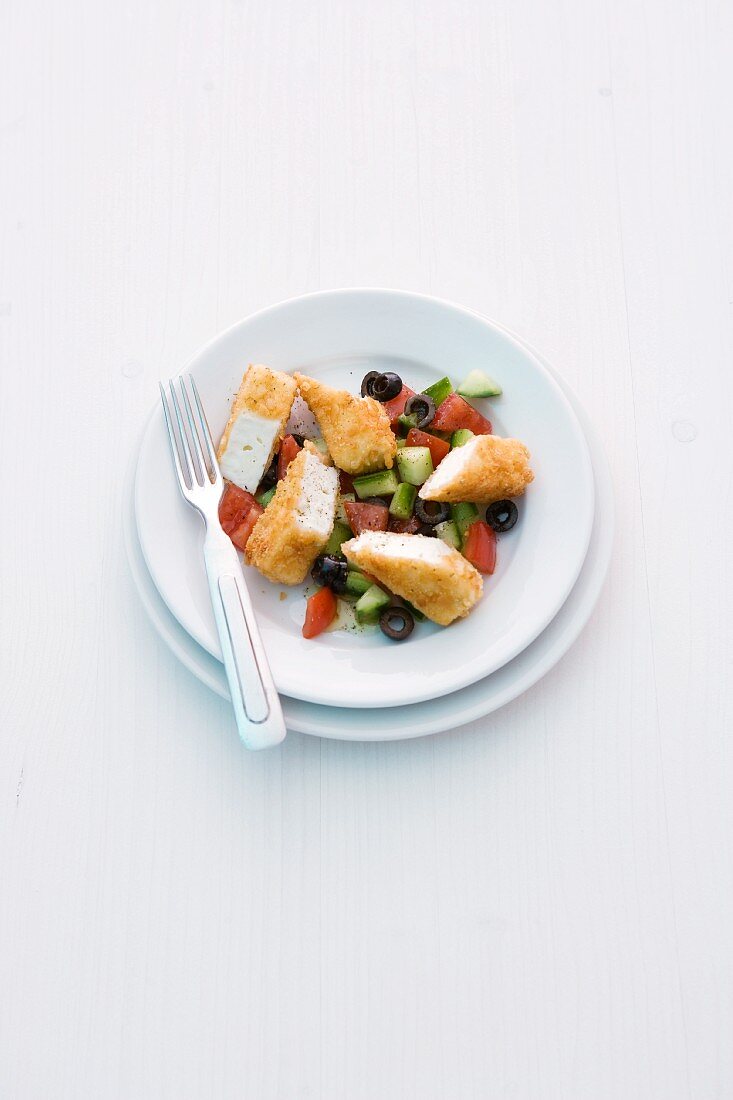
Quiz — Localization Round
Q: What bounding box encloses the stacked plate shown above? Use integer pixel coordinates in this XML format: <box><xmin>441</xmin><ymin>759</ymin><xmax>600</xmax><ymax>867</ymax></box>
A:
<box><xmin>126</xmin><ymin>290</ymin><xmax>613</xmax><ymax>741</ymax></box>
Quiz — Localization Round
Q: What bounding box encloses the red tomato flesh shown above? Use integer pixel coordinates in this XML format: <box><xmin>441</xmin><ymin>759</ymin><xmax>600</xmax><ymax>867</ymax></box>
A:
<box><xmin>302</xmin><ymin>586</ymin><xmax>338</xmax><ymax>638</ymax></box>
<box><xmin>229</xmin><ymin>502</ymin><xmax>263</xmax><ymax>551</ymax></box>
<box><xmin>383</xmin><ymin>385</ymin><xmax>416</xmax><ymax>430</ymax></box>
<box><xmin>405</xmin><ymin>428</ymin><xmax>451</xmax><ymax>467</ymax></box>
<box><xmin>343</xmin><ymin>500</ymin><xmax>389</xmax><ymax>534</ymax></box>
<box><xmin>219</xmin><ymin>485</ymin><xmax>258</xmax><ymax>535</ymax></box>
<box><xmin>431</xmin><ymin>393</ymin><xmax>493</xmax><ymax>435</ymax></box>
<box><xmin>277</xmin><ymin>434</ymin><xmax>302</xmax><ymax>480</ymax></box>
<box><xmin>462</xmin><ymin>520</ymin><xmax>497</xmax><ymax>574</ymax></box>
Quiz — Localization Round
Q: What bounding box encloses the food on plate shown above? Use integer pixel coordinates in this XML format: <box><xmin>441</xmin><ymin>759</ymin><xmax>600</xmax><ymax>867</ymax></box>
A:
<box><xmin>342</xmin><ymin>530</ymin><xmax>483</xmax><ymax>626</ymax></box>
<box><xmin>217</xmin><ymin>363</ymin><xmax>298</xmax><ymax>492</ymax></box>
<box><xmin>245</xmin><ymin>447</ymin><xmax>338</xmax><ymax>584</ymax></box>
<box><xmin>294</xmin><ymin>372</ymin><xmax>397</xmax><ymax>474</ymax></box>
<box><xmin>217</xmin><ymin>363</ymin><xmax>531</xmax><ymax>640</ymax></box>
<box><xmin>419</xmin><ymin>434</ymin><xmax>533</xmax><ymax>504</ymax></box>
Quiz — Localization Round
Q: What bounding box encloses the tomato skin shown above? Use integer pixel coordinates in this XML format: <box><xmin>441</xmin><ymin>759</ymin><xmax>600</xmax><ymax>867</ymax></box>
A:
<box><xmin>277</xmin><ymin>434</ymin><xmax>302</xmax><ymax>480</ymax></box>
<box><xmin>383</xmin><ymin>385</ymin><xmax>416</xmax><ymax>430</ymax></box>
<box><xmin>343</xmin><ymin>500</ymin><xmax>389</xmax><ymax>534</ymax></box>
<box><xmin>462</xmin><ymin>520</ymin><xmax>497</xmax><ymax>574</ymax></box>
<box><xmin>219</xmin><ymin>485</ymin><xmax>258</xmax><ymax>535</ymax></box>
<box><xmin>229</xmin><ymin>502</ymin><xmax>263</xmax><ymax>551</ymax></box>
<box><xmin>388</xmin><ymin>515</ymin><xmax>422</xmax><ymax>535</ymax></box>
<box><xmin>431</xmin><ymin>393</ymin><xmax>493</xmax><ymax>435</ymax></box>
<box><xmin>405</xmin><ymin>428</ymin><xmax>451</xmax><ymax>467</ymax></box>
<box><xmin>302</xmin><ymin>586</ymin><xmax>338</xmax><ymax>638</ymax></box>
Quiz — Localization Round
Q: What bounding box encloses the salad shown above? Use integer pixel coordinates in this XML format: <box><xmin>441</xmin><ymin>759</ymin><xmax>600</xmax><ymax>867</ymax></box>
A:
<box><xmin>216</xmin><ymin>364</ymin><xmax>533</xmax><ymax>641</ymax></box>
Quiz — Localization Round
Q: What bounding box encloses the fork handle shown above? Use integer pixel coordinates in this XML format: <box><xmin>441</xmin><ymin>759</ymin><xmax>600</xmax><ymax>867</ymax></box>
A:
<box><xmin>203</xmin><ymin>528</ymin><xmax>286</xmax><ymax>750</ymax></box>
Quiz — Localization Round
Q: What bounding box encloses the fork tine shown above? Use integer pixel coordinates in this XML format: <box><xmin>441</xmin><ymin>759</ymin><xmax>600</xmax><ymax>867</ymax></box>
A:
<box><xmin>178</xmin><ymin>376</ymin><xmax>206</xmax><ymax>486</ymax></box>
<box><xmin>168</xmin><ymin>381</ymin><xmax>193</xmax><ymax>488</ymax></box>
<box><xmin>189</xmin><ymin>375</ymin><xmax>221</xmax><ymax>484</ymax></box>
<box><xmin>159</xmin><ymin>381</ymin><xmax>190</xmax><ymax>490</ymax></box>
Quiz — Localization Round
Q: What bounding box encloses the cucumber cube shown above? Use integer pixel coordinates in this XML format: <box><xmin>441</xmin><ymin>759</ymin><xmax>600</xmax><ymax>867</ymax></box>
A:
<box><xmin>456</xmin><ymin>369</ymin><xmax>502</xmax><ymax>398</ymax></box>
<box><xmin>324</xmin><ymin>520</ymin><xmax>352</xmax><ymax>555</ymax></box>
<box><xmin>354</xmin><ymin>584</ymin><xmax>391</xmax><ymax>625</ymax></box>
<box><xmin>336</xmin><ymin>492</ymin><xmax>356</xmax><ymax>524</ymax></box>
<box><xmin>397</xmin><ymin>412</ymin><xmax>418</xmax><ymax>435</ymax></box>
<box><xmin>256</xmin><ymin>486</ymin><xmax>277</xmax><ymax>507</ymax></box>
<box><xmin>422</xmin><ymin>376</ymin><xmax>454</xmax><ymax>406</ymax></box>
<box><xmin>435</xmin><ymin>519</ymin><xmax>461</xmax><ymax>549</ymax></box>
<box><xmin>451</xmin><ymin>501</ymin><xmax>479</xmax><ymax>540</ymax></box>
<box><xmin>451</xmin><ymin>428</ymin><xmax>474</xmax><ymax>448</ymax></box>
<box><xmin>345</xmin><ymin>570</ymin><xmax>372</xmax><ymax>599</ymax></box>
<box><xmin>396</xmin><ymin>446</ymin><xmax>434</xmax><ymax>486</ymax></box>
<box><xmin>353</xmin><ymin>468</ymin><xmax>400</xmax><ymax>499</ymax></box>
<box><xmin>389</xmin><ymin>482</ymin><xmax>418</xmax><ymax>519</ymax></box>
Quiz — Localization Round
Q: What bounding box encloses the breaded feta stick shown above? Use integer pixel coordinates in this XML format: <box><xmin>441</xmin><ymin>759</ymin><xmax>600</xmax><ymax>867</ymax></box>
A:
<box><xmin>294</xmin><ymin>373</ymin><xmax>396</xmax><ymax>475</ymax></box>
<box><xmin>419</xmin><ymin>435</ymin><xmax>533</xmax><ymax>504</ymax></box>
<box><xmin>343</xmin><ymin>531</ymin><xmax>482</xmax><ymax>626</ymax></box>
<box><xmin>217</xmin><ymin>364</ymin><xmax>298</xmax><ymax>492</ymax></box>
<box><xmin>246</xmin><ymin>448</ymin><xmax>338</xmax><ymax>585</ymax></box>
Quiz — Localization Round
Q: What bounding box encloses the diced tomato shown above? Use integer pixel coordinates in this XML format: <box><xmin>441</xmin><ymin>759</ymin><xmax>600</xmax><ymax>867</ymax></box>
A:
<box><xmin>405</xmin><ymin>428</ymin><xmax>451</xmax><ymax>467</ymax></box>
<box><xmin>388</xmin><ymin>515</ymin><xmax>422</xmax><ymax>535</ymax></box>
<box><xmin>229</xmin><ymin>502</ymin><xmax>263</xmax><ymax>551</ymax></box>
<box><xmin>339</xmin><ymin>470</ymin><xmax>355</xmax><ymax>495</ymax></box>
<box><xmin>302</xmin><ymin>586</ymin><xmax>338</xmax><ymax>639</ymax></box>
<box><xmin>219</xmin><ymin>484</ymin><xmax>258</xmax><ymax>535</ymax></box>
<box><xmin>343</xmin><ymin>500</ymin><xmax>389</xmax><ymax>534</ymax></box>
<box><xmin>431</xmin><ymin>393</ymin><xmax>493</xmax><ymax>435</ymax></box>
<box><xmin>383</xmin><ymin>385</ymin><xmax>416</xmax><ymax>430</ymax></box>
<box><xmin>462</xmin><ymin>520</ymin><xmax>497</xmax><ymax>574</ymax></box>
<box><xmin>277</xmin><ymin>434</ymin><xmax>302</xmax><ymax>480</ymax></box>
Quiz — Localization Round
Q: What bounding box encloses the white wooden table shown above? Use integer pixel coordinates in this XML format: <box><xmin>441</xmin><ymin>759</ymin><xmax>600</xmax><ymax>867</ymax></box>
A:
<box><xmin>2</xmin><ymin>1</ymin><xmax>731</xmax><ymax>1096</ymax></box>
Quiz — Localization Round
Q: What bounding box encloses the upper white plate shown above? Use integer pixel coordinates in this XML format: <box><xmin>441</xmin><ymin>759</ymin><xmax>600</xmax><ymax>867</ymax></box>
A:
<box><xmin>135</xmin><ymin>290</ymin><xmax>594</xmax><ymax>709</ymax></box>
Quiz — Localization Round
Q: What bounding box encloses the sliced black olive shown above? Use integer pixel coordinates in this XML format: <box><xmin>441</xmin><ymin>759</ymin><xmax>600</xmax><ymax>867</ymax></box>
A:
<box><xmin>361</xmin><ymin>496</ymin><xmax>390</xmax><ymax>507</ymax></box>
<box><xmin>360</xmin><ymin>371</ymin><xmax>381</xmax><ymax>398</ymax></box>
<box><xmin>370</xmin><ymin>372</ymin><xmax>403</xmax><ymax>402</ymax></box>
<box><xmin>379</xmin><ymin>604</ymin><xmax>415</xmax><ymax>641</ymax></box>
<box><xmin>415</xmin><ymin>499</ymin><xmax>451</xmax><ymax>526</ymax></box>
<box><xmin>257</xmin><ymin>454</ymin><xmax>279</xmax><ymax>492</ymax></box>
<box><xmin>485</xmin><ymin>499</ymin><xmax>519</xmax><ymax>532</ymax></box>
<box><xmin>311</xmin><ymin>554</ymin><xmax>349</xmax><ymax>593</ymax></box>
<box><xmin>291</xmin><ymin>433</ymin><xmax>306</xmax><ymax>447</ymax></box>
<box><xmin>403</xmin><ymin>393</ymin><xmax>436</xmax><ymax>428</ymax></box>
<box><xmin>418</xmin><ymin>524</ymin><xmax>439</xmax><ymax>537</ymax></box>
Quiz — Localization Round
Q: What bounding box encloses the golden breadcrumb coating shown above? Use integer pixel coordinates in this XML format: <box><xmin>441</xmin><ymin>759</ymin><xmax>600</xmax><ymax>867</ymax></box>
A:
<box><xmin>294</xmin><ymin>373</ymin><xmax>397</xmax><ymax>475</ymax></box>
<box><xmin>343</xmin><ymin>532</ymin><xmax>483</xmax><ymax>626</ymax></box>
<box><xmin>217</xmin><ymin>363</ymin><xmax>297</xmax><ymax>461</ymax></box>
<box><xmin>246</xmin><ymin>448</ymin><xmax>338</xmax><ymax>585</ymax></box>
<box><xmin>419</xmin><ymin>435</ymin><xmax>533</xmax><ymax>504</ymax></box>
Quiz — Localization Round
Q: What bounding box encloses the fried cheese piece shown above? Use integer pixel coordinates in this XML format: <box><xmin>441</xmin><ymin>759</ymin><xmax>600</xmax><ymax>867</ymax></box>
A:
<box><xmin>246</xmin><ymin>448</ymin><xmax>338</xmax><ymax>585</ymax></box>
<box><xmin>294</xmin><ymin>373</ymin><xmax>396</xmax><ymax>475</ymax></box>
<box><xmin>217</xmin><ymin>364</ymin><xmax>298</xmax><ymax>492</ymax></box>
<box><xmin>419</xmin><ymin>435</ymin><xmax>533</xmax><ymax>504</ymax></box>
<box><xmin>343</xmin><ymin>531</ymin><xmax>483</xmax><ymax>626</ymax></box>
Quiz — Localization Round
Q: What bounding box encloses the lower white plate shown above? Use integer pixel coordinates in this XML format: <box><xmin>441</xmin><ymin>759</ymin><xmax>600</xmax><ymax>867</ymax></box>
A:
<box><xmin>124</xmin><ymin>337</ymin><xmax>613</xmax><ymax>741</ymax></box>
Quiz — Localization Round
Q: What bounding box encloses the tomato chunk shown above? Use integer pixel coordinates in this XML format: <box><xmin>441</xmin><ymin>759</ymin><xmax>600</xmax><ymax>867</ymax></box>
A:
<box><xmin>229</xmin><ymin>502</ymin><xmax>263</xmax><ymax>551</ymax></box>
<box><xmin>339</xmin><ymin>470</ymin><xmax>355</xmax><ymax>495</ymax></box>
<box><xmin>383</xmin><ymin>385</ymin><xmax>416</xmax><ymax>430</ymax></box>
<box><xmin>277</xmin><ymin>434</ymin><xmax>302</xmax><ymax>480</ymax></box>
<box><xmin>388</xmin><ymin>515</ymin><xmax>422</xmax><ymax>535</ymax></box>
<box><xmin>431</xmin><ymin>393</ymin><xmax>493</xmax><ymax>435</ymax></box>
<box><xmin>405</xmin><ymin>428</ymin><xmax>451</xmax><ymax>467</ymax></box>
<box><xmin>462</xmin><ymin>520</ymin><xmax>497</xmax><ymax>574</ymax></box>
<box><xmin>302</xmin><ymin>586</ymin><xmax>338</xmax><ymax>639</ymax></box>
<box><xmin>219</xmin><ymin>484</ymin><xmax>258</xmax><ymax>535</ymax></box>
<box><xmin>343</xmin><ymin>500</ymin><xmax>389</xmax><ymax>534</ymax></box>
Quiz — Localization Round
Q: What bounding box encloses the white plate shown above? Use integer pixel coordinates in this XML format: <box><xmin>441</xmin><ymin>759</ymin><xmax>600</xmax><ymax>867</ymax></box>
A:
<box><xmin>135</xmin><ymin>290</ymin><xmax>594</xmax><ymax>709</ymax></box>
<box><xmin>125</xmin><ymin>336</ymin><xmax>613</xmax><ymax>741</ymax></box>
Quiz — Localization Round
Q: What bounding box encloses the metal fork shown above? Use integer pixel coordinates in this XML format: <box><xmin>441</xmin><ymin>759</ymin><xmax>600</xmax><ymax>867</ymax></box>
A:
<box><xmin>159</xmin><ymin>375</ymin><xmax>286</xmax><ymax>749</ymax></box>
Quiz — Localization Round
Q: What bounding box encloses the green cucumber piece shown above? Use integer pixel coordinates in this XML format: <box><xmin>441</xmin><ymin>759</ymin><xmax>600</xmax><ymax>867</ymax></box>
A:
<box><xmin>451</xmin><ymin>428</ymin><xmax>475</xmax><ymax>448</ymax></box>
<box><xmin>324</xmin><ymin>520</ymin><xmax>352</xmax><ymax>555</ymax></box>
<box><xmin>395</xmin><ymin>437</ymin><xmax>408</xmax><ymax>449</ymax></box>
<box><xmin>336</xmin><ymin>492</ymin><xmax>356</xmax><ymax>524</ymax></box>
<box><xmin>456</xmin><ymin>369</ymin><xmax>502</xmax><ymax>398</ymax></box>
<box><xmin>354</xmin><ymin>584</ymin><xmax>391</xmax><ymax>625</ymax></box>
<box><xmin>353</xmin><ymin>468</ymin><xmax>401</xmax><ymax>499</ymax></box>
<box><xmin>451</xmin><ymin>502</ymin><xmax>479</xmax><ymax>541</ymax></box>
<box><xmin>400</xmin><ymin>599</ymin><xmax>426</xmax><ymax>623</ymax></box>
<box><xmin>435</xmin><ymin>519</ymin><xmax>461</xmax><ymax>549</ymax></box>
<box><xmin>422</xmin><ymin>376</ymin><xmax>454</xmax><ymax>406</ymax></box>
<box><xmin>397</xmin><ymin>412</ymin><xmax>418</xmax><ymax>434</ymax></box>
<box><xmin>311</xmin><ymin>436</ymin><xmax>330</xmax><ymax>456</ymax></box>
<box><xmin>256</xmin><ymin>486</ymin><xmax>277</xmax><ymax>507</ymax></box>
<box><xmin>345</xmin><ymin>570</ymin><xmax>372</xmax><ymax>599</ymax></box>
<box><xmin>389</xmin><ymin>482</ymin><xmax>418</xmax><ymax>519</ymax></box>
<box><xmin>395</xmin><ymin>446</ymin><xmax>434</xmax><ymax>486</ymax></box>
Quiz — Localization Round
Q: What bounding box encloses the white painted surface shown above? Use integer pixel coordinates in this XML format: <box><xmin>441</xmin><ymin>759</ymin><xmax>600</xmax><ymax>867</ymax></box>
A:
<box><xmin>0</xmin><ymin>0</ymin><xmax>731</xmax><ymax>1096</ymax></box>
